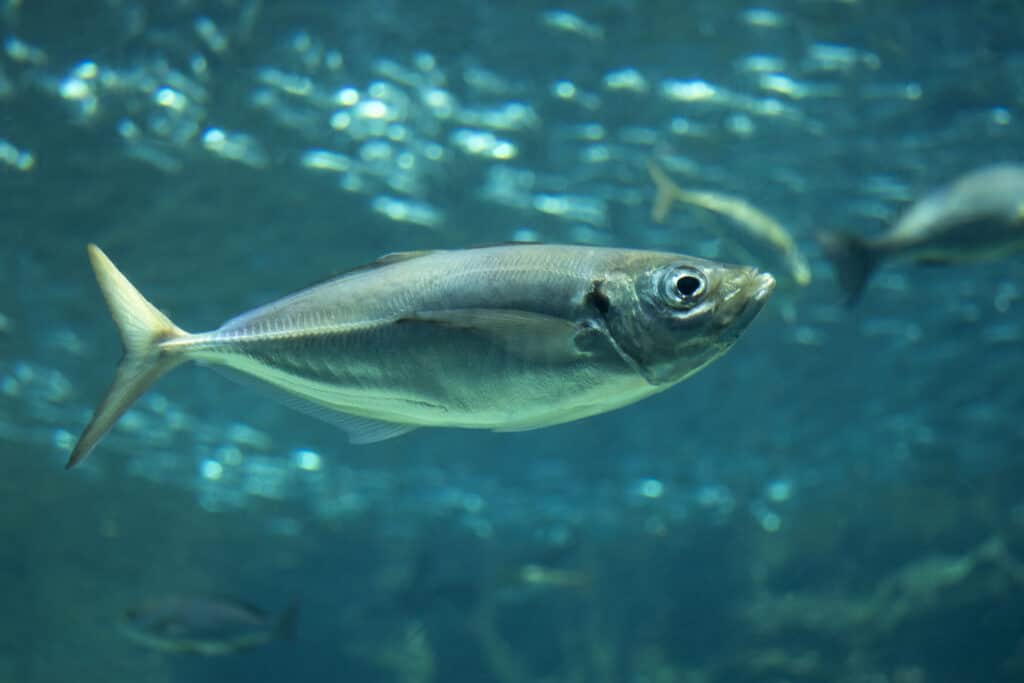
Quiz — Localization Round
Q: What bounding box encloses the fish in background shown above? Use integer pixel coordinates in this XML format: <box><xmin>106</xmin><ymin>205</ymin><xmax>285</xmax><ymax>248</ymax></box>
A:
<box><xmin>119</xmin><ymin>595</ymin><xmax>298</xmax><ymax>655</ymax></box>
<box><xmin>513</xmin><ymin>563</ymin><xmax>592</xmax><ymax>590</ymax></box>
<box><xmin>818</xmin><ymin>162</ymin><xmax>1024</xmax><ymax>306</ymax></box>
<box><xmin>489</xmin><ymin>564</ymin><xmax>594</xmax><ymax>605</ymax></box>
<box><xmin>648</xmin><ymin>160</ymin><xmax>813</xmax><ymax>288</ymax></box>
<box><xmin>65</xmin><ymin>243</ymin><xmax>774</xmax><ymax>468</ymax></box>
<box><xmin>496</xmin><ymin>563</ymin><xmax>592</xmax><ymax>598</ymax></box>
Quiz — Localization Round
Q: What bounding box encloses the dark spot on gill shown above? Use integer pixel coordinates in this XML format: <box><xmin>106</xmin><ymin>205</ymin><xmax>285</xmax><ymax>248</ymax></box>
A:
<box><xmin>584</xmin><ymin>280</ymin><xmax>611</xmax><ymax>315</ymax></box>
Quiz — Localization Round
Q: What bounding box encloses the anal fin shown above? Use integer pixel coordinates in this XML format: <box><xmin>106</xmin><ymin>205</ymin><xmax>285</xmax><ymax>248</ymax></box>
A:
<box><xmin>283</xmin><ymin>394</ymin><xmax>419</xmax><ymax>444</ymax></box>
<box><xmin>212</xmin><ymin>366</ymin><xmax>418</xmax><ymax>444</ymax></box>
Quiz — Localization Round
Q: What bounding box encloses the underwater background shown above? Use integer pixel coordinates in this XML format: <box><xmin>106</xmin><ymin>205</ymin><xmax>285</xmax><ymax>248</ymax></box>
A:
<box><xmin>2</xmin><ymin>0</ymin><xmax>1024</xmax><ymax>681</ymax></box>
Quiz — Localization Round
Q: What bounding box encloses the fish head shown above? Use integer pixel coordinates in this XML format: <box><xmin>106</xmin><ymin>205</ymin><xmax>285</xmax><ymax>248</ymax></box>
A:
<box><xmin>604</xmin><ymin>255</ymin><xmax>775</xmax><ymax>386</ymax></box>
<box><xmin>117</xmin><ymin>604</ymin><xmax>190</xmax><ymax>652</ymax></box>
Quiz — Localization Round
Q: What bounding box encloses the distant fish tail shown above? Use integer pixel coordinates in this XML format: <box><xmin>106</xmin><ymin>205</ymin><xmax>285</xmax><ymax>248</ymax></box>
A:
<box><xmin>66</xmin><ymin>245</ymin><xmax>189</xmax><ymax>469</ymax></box>
<box><xmin>816</xmin><ymin>231</ymin><xmax>879</xmax><ymax>306</ymax></box>
<box><xmin>647</xmin><ymin>159</ymin><xmax>679</xmax><ymax>223</ymax></box>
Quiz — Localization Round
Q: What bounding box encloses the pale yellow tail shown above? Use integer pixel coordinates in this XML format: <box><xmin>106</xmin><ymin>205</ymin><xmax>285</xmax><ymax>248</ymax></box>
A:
<box><xmin>647</xmin><ymin>159</ymin><xmax>681</xmax><ymax>224</ymax></box>
<box><xmin>66</xmin><ymin>245</ymin><xmax>188</xmax><ymax>469</ymax></box>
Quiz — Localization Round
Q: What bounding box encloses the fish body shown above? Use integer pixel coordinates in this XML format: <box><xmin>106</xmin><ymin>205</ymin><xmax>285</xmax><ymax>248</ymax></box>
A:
<box><xmin>516</xmin><ymin>564</ymin><xmax>592</xmax><ymax>589</ymax></box>
<box><xmin>819</xmin><ymin>163</ymin><xmax>1024</xmax><ymax>305</ymax></box>
<box><xmin>649</xmin><ymin>161</ymin><xmax>812</xmax><ymax>286</ymax></box>
<box><xmin>492</xmin><ymin>564</ymin><xmax>593</xmax><ymax>603</ymax></box>
<box><xmin>67</xmin><ymin>243</ymin><xmax>774</xmax><ymax>468</ymax></box>
<box><xmin>119</xmin><ymin>595</ymin><xmax>298</xmax><ymax>655</ymax></box>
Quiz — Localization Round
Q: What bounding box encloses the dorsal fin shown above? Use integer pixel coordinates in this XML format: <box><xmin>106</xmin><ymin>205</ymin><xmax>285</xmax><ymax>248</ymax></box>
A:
<box><xmin>297</xmin><ymin>250</ymin><xmax>441</xmax><ymax>290</ymax></box>
<box><xmin>466</xmin><ymin>240</ymin><xmax>547</xmax><ymax>249</ymax></box>
<box><xmin>310</xmin><ymin>244</ymin><xmax>544</xmax><ymax>290</ymax></box>
<box><xmin>219</xmin><ymin>249</ymin><xmax>443</xmax><ymax>331</ymax></box>
<box><xmin>329</xmin><ymin>249</ymin><xmax>440</xmax><ymax>279</ymax></box>
<box><xmin>364</xmin><ymin>249</ymin><xmax>440</xmax><ymax>268</ymax></box>
<box><xmin>332</xmin><ymin>243</ymin><xmax>545</xmax><ymax>281</ymax></box>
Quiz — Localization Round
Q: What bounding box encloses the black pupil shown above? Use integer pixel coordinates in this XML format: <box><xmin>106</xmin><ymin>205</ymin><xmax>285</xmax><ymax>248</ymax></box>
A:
<box><xmin>675</xmin><ymin>275</ymin><xmax>703</xmax><ymax>298</ymax></box>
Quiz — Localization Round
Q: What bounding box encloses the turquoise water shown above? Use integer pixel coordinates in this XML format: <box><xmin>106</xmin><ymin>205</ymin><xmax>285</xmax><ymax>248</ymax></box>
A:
<box><xmin>2</xmin><ymin>1</ymin><xmax>1023</xmax><ymax>681</ymax></box>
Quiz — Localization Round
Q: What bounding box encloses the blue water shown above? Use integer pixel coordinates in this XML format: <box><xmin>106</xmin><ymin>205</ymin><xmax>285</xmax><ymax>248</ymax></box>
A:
<box><xmin>3</xmin><ymin>0</ymin><xmax>1023</xmax><ymax>681</ymax></box>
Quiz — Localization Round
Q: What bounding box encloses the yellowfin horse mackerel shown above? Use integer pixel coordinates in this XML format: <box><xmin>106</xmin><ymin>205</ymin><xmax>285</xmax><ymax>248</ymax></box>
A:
<box><xmin>67</xmin><ymin>243</ymin><xmax>775</xmax><ymax>468</ymax></box>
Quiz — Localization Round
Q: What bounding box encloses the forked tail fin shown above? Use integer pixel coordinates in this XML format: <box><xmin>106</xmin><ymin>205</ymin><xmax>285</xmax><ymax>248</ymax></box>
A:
<box><xmin>816</xmin><ymin>231</ymin><xmax>880</xmax><ymax>307</ymax></box>
<box><xmin>647</xmin><ymin>159</ymin><xmax>681</xmax><ymax>224</ymax></box>
<box><xmin>66</xmin><ymin>245</ymin><xmax>189</xmax><ymax>469</ymax></box>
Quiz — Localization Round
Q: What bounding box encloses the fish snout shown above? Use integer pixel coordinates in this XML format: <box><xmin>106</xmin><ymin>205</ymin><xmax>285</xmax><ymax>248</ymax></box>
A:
<box><xmin>741</xmin><ymin>269</ymin><xmax>775</xmax><ymax>322</ymax></box>
<box><xmin>750</xmin><ymin>270</ymin><xmax>776</xmax><ymax>303</ymax></box>
<box><xmin>719</xmin><ymin>268</ymin><xmax>774</xmax><ymax>331</ymax></box>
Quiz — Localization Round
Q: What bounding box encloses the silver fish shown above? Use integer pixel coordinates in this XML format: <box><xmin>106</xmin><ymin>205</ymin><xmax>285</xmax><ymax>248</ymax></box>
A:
<box><xmin>119</xmin><ymin>595</ymin><xmax>298</xmax><ymax>655</ymax></box>
<box><xmin>67</xmin><ymin>243</ymin><xmax>775</xmax><ymax>468</ymax></box>
<box><xmin>819</xmin><ymin>163</ymin><xmax>1024</xmax><ymax>305</ymax></box>
<box><xmin>515</xmin><ymin>563</ymin><xmax>592</xmax><ymax>590</ymax></box>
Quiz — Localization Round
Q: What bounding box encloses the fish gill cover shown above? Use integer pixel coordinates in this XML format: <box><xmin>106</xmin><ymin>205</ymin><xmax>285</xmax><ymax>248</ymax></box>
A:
<box><xmin>1</xmin><ymin>1</ymin><xmax>1023</xmax><ymax>682</ymax></box>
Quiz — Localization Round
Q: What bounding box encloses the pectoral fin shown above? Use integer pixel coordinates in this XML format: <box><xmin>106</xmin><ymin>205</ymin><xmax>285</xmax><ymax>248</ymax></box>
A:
<box><xmin>397</xmin><ymin>309</ymin><xmax>595</xmax><ymax>364</ymax></box>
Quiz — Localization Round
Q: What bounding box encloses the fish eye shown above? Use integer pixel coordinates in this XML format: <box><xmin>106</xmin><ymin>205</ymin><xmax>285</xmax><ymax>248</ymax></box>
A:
<box><xmin>660</xmin><ymin>267</ymin><xmax>708</xmax><ymax>309</ymax></box>
<box><xmin>675</xmin><ymin>274</ymin><xmax>704</xmax><ymax>298</ymax></box>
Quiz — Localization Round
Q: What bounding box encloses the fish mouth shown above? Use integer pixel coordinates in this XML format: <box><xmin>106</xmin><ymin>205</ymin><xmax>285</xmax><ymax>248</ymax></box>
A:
<box><xmin>727</xmin><ymin>270</ymin><xmax>775</xmax><ymax>329</ymax></box>
<box><xmin>751</xmin><ymin>271</ymin><xmax>776</xmax><ymax>303</ymax></box>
